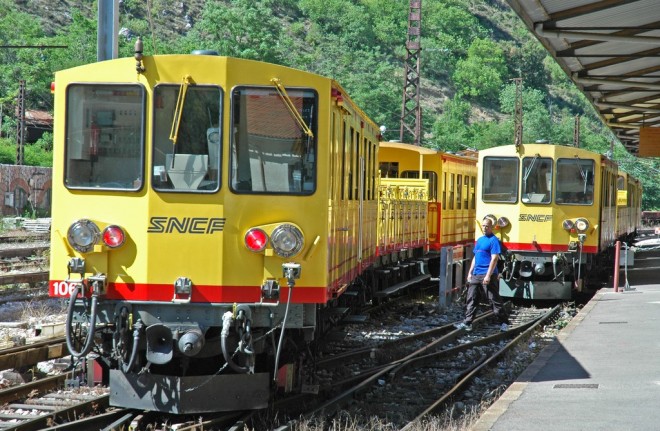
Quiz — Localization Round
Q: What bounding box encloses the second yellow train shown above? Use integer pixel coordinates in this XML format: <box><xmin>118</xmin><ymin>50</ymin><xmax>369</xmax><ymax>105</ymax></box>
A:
<box><xmin>475</xmin><ymin>142</ymin><xmax>641</xmax><ymax>300</ymax></box>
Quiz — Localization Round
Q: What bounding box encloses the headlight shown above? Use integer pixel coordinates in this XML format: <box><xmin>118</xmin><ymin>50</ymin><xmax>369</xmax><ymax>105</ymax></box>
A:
<box><xmin>271</xmin><ymin>224</ymin><xmax>304</xmax><ymax>258</ymax></box>
<box><xmin>484</xmin><ymin>214</ymin><xmax>497</xmax><ymax>226</ymax></box>
<box><xmin>497</xmin><ymin>217</ymin><xmax>510</xmax><ymax>228</ymax></box>
<box><xmin>67</xmin><ymin>219</ymin><xmax>101</xmax><ymax>253</ymax></box>
<box><xmin>575</xmin><ymin>218</ymin><xmax>590</xmax><ymax>233</ymax></box>
<box><xmin>562</xmin><ymin>219</ymin><xmax>574</xmax><ymax>231</ymax></box>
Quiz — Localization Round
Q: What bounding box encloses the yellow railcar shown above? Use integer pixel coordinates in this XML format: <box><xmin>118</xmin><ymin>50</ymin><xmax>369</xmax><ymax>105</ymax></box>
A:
<box><xmin>378</xmin><ymin>142</ymin><xmax>477</xmax><ymax>251</ymax></box>
<box><xmin>616</xmin><ymin>171</ymin><xmax>643</xmax><ymax>241</ymax></box>
<box><xmin>48</xmin><ymin>49</ymin><xmax>431</xmax><ymax>414</ymax></box>
<box><xmin>477</xmin><ymin>143</ymin><xmax>626</xmax><ymax>300</ymax></box>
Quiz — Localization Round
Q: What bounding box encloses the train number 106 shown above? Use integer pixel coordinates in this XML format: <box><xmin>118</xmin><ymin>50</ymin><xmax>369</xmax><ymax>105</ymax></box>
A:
<box><xmin>50</xmin><ymin>280</ymin><xmax>83</xmax><ymax>297</ymax></box>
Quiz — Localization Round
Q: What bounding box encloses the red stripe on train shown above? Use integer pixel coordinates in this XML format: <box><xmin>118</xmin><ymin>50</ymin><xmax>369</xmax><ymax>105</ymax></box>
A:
<box><xmin>502</xmin><ymin>242</ymin><xmax>598</xmax><ymax>253</ymax></box>
<box><xmin>49</xmin><ymin>281</ymin><xmax>328</xmax><ymax>303</ymax></box>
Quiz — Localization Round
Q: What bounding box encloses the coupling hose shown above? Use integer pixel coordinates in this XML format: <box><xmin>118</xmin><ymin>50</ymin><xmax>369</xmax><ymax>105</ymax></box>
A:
<box><xmin>65</xmin><ymin>284</ymin><xmax>98</xmax><ymax>358</ymax></box>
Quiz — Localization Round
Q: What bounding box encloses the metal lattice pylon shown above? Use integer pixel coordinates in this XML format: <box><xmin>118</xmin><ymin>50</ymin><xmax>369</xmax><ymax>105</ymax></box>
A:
<box><xmin>400</xmin><ymin>0</ymin><xmax>422</xmax><ymax>145</ymax></box>
<box><xmin>16</xmin><ymin>80</ymin><xmax>25</xmax><ymax>165</ymax></box>
<box><xmin>513</xmin><ymin>77</ymin><xmax>523</xmax><ymax>149</ymax></box>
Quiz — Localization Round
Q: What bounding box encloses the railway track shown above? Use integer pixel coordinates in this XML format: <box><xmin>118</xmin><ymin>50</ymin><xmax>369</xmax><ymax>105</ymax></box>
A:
<box><xmin>0</xmin><ymin>336</ymin><xmax>67</xmax><ymax>371</ymax></box>
<box><xmin>0</xmin><ymin>374</ymin><xmax>112</xmax><ymax>431</ymax></box>
<box><xmin>268</xmin><ymin>305</ymin><xmax>560</xmax><ymax>430</ymax></box>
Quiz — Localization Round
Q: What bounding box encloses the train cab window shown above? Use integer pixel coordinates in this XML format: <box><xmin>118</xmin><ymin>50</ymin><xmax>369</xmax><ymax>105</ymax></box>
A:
<box><xmin>482</xmin><ymin>157</ymin><xmax>518</xmax><ymax>203</ymax></box>
<box><xmin>230</xmin><ymin>86</ymin><xmax>317</xmax><ymax>194</ymax></box>
<box><xmin>152</xmin><ymin>84</ymin><xmax>222</xmax><ymax>192</ymax></box>
<box><xmin>64</xmin><ymin>84</ymin><xmax>144</xmax><ymax>190</ymax></box>
<box><xmin>556</xmin><ymin>158</ymin><xmax>594</xmax><ymax>205</ymax></box>
<box><xmin>521</xmin><ymin>157</ymin><xmax>552</xmax><ymax>204</ymax></box>
<box><xmin>401</xmin><ymin>170</ymin><xmax>437</xmax><ymax>201</ymax></box>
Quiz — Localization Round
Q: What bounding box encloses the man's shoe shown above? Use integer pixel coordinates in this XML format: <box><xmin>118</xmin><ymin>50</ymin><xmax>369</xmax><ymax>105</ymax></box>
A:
<box><xmin>454</xmin><ymin>322</ymin><xmax>472</xmax><ymax>332</ymax></box>
<box><xmin>500</xmin><ymin>323</ymin><xmax>509</xmax><ymax>332</ymax></box>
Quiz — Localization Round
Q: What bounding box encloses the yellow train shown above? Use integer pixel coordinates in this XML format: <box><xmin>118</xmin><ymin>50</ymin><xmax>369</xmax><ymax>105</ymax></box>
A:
<box><xmin>48</xmin><ymin>47</ymin><xmax>454</xmax><ymax>414</ymax></box>
<box><xmin>378</xmin><ymin>142</ymin><xmax>477</xmax><ymax>252</ymax></box>
<box><xmin>477</xmin><ymin>142</ymin><xmax>642</xmax><ymax>300</ymax></box>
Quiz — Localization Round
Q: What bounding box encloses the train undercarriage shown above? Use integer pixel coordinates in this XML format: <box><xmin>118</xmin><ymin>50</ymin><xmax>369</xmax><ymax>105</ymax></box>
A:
<box><xmin>64</xmin><ymin>248</ymin><xmax>438</xmax><ymax>414</ymax></box>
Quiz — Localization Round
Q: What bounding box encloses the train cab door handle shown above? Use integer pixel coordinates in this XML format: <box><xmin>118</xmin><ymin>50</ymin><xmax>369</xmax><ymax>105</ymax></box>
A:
<box><xmin>337</xmin><ymin>227</ymin><xmax>350</xmax><ymax>232</ymax></box>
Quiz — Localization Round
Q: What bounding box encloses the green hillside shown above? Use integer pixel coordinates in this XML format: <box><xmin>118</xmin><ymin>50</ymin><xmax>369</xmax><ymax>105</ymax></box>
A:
<box><xmin>3</xmin><ymin>0</ymin><xmax>660</xmax><ymax>208</ymax></box>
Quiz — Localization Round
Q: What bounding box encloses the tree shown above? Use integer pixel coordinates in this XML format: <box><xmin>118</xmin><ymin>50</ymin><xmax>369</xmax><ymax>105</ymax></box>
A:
<box><xmin>499</xmin><ymin>83</ymin><xmax>552</xmax><ymax>143</ymax></box>
<box><xmin>432</xmin><ymin>96</ymin><xmax>471</xmax><ymax>152</ymax></box>
<box><xmin>453</xmin><ymin>38</ymin><xmax>506</xmax><ymax>104</ymax></box>
<box><xmin>174</xmin><ymin>0</ymin><xmax>285</xmax><ymax>63</ymax></box>
<box><xmin>423</xmin><ymin>1</ymin><xmax>488</xmax><ymax>79</ymax></box>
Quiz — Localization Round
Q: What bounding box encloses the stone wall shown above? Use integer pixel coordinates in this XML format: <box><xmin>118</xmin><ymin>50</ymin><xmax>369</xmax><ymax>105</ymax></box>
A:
<box><xmin>0</xmin><ymin>165</ymin><xmax>52</xmax><ymax>217</ymax></box>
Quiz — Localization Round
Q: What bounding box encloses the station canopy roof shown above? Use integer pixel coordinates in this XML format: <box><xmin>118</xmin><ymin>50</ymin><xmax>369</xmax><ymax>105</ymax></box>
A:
<box><xmin>506</xmin><ymin>0</ymin><xmax>660</xmax><ymax>156</ymax></box>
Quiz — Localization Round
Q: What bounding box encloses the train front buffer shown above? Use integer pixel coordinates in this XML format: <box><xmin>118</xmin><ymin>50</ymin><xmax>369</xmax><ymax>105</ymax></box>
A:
<box><xmin>50</xmin><ymin>216</ymin><xmax>314</xmax><ymax>413</ymax></box>
<box><xmin>483</xmin><ymin>213</ymin><xmax>597</xmax><ymax>300</ymax></box>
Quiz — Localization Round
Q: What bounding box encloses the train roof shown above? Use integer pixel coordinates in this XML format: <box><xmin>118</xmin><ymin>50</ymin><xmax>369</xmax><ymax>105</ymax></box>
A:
<box><xmin>379</xmin><ymin>141</ymin><xmax>477</xmax><ymax>161</ymax></box>
<box><xmin>379</xmin><ymin>141</ymin><xmax>437</xmax><ymax>155</ymax></box>
<box><xmin>55</xmin><ymin>53</ymin><xmax>380</xmax><ymax>132</ymax></box>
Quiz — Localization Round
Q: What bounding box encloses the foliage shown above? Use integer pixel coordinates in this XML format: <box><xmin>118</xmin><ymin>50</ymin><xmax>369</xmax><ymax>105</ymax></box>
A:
<box><xmin>423</xmin><ymin>1</ymin><xmax>489</xmax><ymax>79</ymax></box>
<box><xmin>499</xmin><ymin>83</ymin><xmax>551</xmax><ymax>144</ymax></box>
<box><xmin>24</xmin><ymin>133</ymin><xmax>53</xmax><ymax>167</ymax></box>
<box><xmin>174</xmin><ymin>0</ymin><xmax>286</xmax><ymax>62</ymax></box>
<box><xmin>431</xmin><ymin>96</ymin><xmax>472</xmax><ymax>152</ymax></box>
<box><xmin>0</xmin><ymin>138</ymin><xmax>17</xmax><ymax>164</ymax></box>
<box><xmin>506</xmin><ymin>37</ymin><xmax>550</xmax><ymax>92</ymax></box>
<box><xmin>1</xmin><ymin>0</ymin><xmax>657</xmax><ymax>208</ymax></box>
<box><xmin>453</xmin><ymin>38</ymin><xmax>506</xmax><ymax>104</ymax></box>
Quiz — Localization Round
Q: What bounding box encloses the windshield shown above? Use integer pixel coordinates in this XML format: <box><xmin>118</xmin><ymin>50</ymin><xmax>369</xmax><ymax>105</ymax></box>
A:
<box><xmin>556</xmin><ymin>158</ymin><xmax>594</xmax><ymax>205</ymax></box>
<box><xmin>64</xmin><ymin>84</ymin><xmax>144</xmax><ymax>190</ymax></box>
<box><xmin>521</xmin><ymin>157</ymin><xmax>552</xmax><ymax>204</ymax></box>
<box><xmin>152</xmin><ymin>84</ymin><xmax>222</xmax><ymax>192</ymax></box>
<box><xmin>230</xmin><ymin>86</ymin><xmax>317</xmax><ymax>194</ymax></box>
<box><xmin>482</xmin><ymin>157</ymin><xmax>518</xmax><ymax>203</ymax></box>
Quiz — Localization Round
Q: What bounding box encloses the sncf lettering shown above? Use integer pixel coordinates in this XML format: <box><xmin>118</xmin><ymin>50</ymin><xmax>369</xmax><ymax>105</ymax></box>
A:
<box><xmin>518</xmin><ymin>214</ymin><xmax>552</xmax><ymax>222</ymax></box>
<box><xmin>148</xmin><ymin>217</ymin><xmax>226</xmax><ymax>234</ymax></box>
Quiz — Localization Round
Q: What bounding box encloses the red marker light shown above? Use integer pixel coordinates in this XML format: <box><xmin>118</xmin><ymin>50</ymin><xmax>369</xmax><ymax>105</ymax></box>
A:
<box><xmin>102</xmin><ymin>225</ymin><xmax>126</xmax><ymax>248</ymax></box>
<box><xmin>50</xmin><ymin>82</ymin><xmax>55</xmax><ymax>94</ymax></box>
<box><xmin>245</xmin><ymin>228</ymin><xmax>268</xmax><ymax>252</ymax></box>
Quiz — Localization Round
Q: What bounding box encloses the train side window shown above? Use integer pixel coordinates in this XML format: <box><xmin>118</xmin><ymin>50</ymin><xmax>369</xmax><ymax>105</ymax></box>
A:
<box><xmin>401</xmin><ymin>170</ymin><xmax>437</xmax><ymax>201</ymax></box>
<box><xmin>456</xmin><ymin>175</ymin><xmax>462</xmax><ymax>209</ymax></box>
<box><xmin>463</xmin><ymin>176</ymin><xmax>469</xmax><ymax>209</ymax></box>
<box><xmin>482</xmin><ymin>157</ymin><xmax>518</xmax><ymax>203</ymax></box>
<box><xmin>470</xmin><ymin>176</ymin><xmax>476</xmax><ymax>209</ymax></box>
<box><xmin>64</xmin><ymin>84</ymin><xmax>144</xmax><ymax>191</ymax></box>
<box><xmin>348</xmin><ymin>127</ymin><xmax>355</xmax><ymax>200</ymax></box>
<box><xmin>521</xmin><ymin>157</ymin><xmax>552</xmax><ymax>204</ymax></box>
<box><xmin>152</xmin><ymin>84</ymin><xmax>222</xmax><ymax>192</ymax></box>
<box><xmin>229</xmin><ymin>86</ymin><xmax>317</xmax><ymax>194</ymax></box>
<box><xmin>556</xmin><ymin>158</ymin><xmax>594</xmax><ymax>205</ymax></box>
<box><xmin>448</xmin><ymin>173</ymin><xmax>455</xmax><ymax>210</ymax></box>
<box><xmin>442</xmin><ymin>172</ymin><xmax>447</xmax><ymax>208</ymax></box>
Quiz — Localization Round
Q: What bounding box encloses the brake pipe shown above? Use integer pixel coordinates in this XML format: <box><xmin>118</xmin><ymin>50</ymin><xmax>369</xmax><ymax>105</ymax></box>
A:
<box><xmin>65</xmin><ymin>283</ymin><xmax>98</xmax><ymax>358</ymax></box>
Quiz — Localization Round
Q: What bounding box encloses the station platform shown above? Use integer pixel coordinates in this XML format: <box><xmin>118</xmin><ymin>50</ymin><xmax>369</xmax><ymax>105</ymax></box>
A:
<box><xmin>472</xmin><ymin>247</ymin><xmax>660</xmax><ymax>431</ymax></box>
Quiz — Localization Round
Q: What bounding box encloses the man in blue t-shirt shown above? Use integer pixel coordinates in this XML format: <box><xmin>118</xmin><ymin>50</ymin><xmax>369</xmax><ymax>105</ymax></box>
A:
<box><xmin>455</xmin><ymin>217</ymin><xmax>509</xmax><ymax>332</ymax></box>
